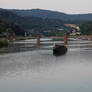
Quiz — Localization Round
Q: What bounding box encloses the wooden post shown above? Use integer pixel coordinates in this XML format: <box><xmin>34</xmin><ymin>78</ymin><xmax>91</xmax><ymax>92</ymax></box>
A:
<box><xmin>8</xmin><ymin>34</ymin><xmax>14</xmax><ymax>48</ymax></box>
<box><xmin>64</xmin><ymin>33</ymin><xmax>67</xmax><ymax>46</ymax></box>
<box><xmin>90</xmin><ymin>34</ymin><xmax>92</xmax><ymax>41</ymax></box>
<box><xmin>37</xmin><ymin>34</ymin><xmax>40</xmax><ymax>48</ymax></box>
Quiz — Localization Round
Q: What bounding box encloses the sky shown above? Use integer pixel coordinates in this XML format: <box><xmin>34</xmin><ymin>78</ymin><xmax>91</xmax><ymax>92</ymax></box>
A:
<box><xmin>0</xmin><ymin>0</ymin><xmax>92</xmax><ymax>14</ymax></box>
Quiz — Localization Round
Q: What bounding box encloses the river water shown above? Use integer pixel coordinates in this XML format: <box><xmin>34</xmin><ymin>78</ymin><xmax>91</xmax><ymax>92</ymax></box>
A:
<box><xmin>0</xmin><ymin>38</ymin><xmax>92</xmax><ymax>92</ymax></box>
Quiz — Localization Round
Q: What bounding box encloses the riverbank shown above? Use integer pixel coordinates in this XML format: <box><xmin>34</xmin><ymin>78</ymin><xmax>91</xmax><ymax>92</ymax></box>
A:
<box><xmin>0</xmin><ymin>39</ymin><xmax>9</xmax><ymax>48</ymax></box>
<box><xmin>15</xmin><ymin>36</ymin><xmax>35</xmax><ymax>40</ymax></box>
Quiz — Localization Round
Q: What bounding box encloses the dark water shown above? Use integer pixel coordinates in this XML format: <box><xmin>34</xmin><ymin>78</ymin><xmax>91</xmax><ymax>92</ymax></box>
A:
<box><xmin>0</xmin><ymin>38</ymin><xmax>92</xmax><ymax>92</ymax></box>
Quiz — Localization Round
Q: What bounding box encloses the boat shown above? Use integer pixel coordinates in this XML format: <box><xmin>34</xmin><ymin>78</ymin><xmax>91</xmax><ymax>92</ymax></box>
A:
<box><xmin>53</xmin><ymin>45</ymin><xmax>67</xmax><ymax>55</ymax></box>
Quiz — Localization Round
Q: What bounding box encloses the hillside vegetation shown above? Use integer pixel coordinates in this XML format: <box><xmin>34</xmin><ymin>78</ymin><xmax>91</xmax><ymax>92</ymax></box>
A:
<box><xmin>0</xmin><ymin>19</ymin><xmax>25</xmax><ymax>37</ymax></box>
<box><xmin>80</xmin><ymin>21</ymin><xmax>92</xmax><ymax>35</ymax></box>
<box><xmin>9</xmin><ymin>9</ymin><xmax>92</xmax><ymax>21</ymax></box>
<box><xmin>0</xmin><ymin>8</ymin><xmax>92</xmax><ymax>36</ymax></box>
<box><xmin>0</xmin><ymin>9</ymin><xmax>66</xmax><ymax>36</ymax></box>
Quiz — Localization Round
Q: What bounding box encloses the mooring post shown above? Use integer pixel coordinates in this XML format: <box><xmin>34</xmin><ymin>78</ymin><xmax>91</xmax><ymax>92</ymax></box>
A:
<box><xmin>90</xmin><ymin>34</ymin><xmax>92</xmax><ymax>41</ymax></box>
<box><xmin>37</xmin><ymin>34</ymin><xmax>40</xmax><ymax>48</ymax></box>
<box><xmin>64</xmin><ymin>33</ymin><xmax>67</xmax><ymax>46</ymax></box>
<box><xmin>8</xmin><ymin>34</ymin><xmax>14</xmax><ymax>48</ymax></box>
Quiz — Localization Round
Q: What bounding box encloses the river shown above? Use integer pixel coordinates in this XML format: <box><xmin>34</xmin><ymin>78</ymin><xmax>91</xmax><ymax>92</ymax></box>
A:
<box><xmin>0</xmin><ymin>38</ymin><xmax>92</xmax><ymax>92</ymax></box>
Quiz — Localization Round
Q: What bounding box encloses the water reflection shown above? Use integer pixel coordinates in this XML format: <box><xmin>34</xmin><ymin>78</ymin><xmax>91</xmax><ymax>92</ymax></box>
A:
<box><xmin>0</xmin><ymin>38</ymin><xmax>92</xmax><ymax>92</ymax></box>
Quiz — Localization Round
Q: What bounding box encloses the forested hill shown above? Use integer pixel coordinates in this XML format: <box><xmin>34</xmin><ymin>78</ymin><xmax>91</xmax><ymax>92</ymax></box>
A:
<box><xmin>9</xmin><ymin>9</ymin><xmax>92</xmax><ymax>21</ymax></box>
<box><xmin>1</xmin><ymin>8</ymin><xmax>92</xmax><ymax>36</ymax></box>
<box><xmin>0</xmin><ymin>9</ymin><xmax>65</xmax><ymax>29</ymax></box>
<box><xmin>0</xmin><ymin>9</ymin><xmax>19</xmax><ymax>23</ymax></box>
<box><xmin>0</xmin><ymin>9</ymin><xmax>65</xmax><ymax>36</ymax></box>
<box><xmin>0</xmin><ymin>19</ymin><xmax>25</xmax><ymax>36</ymax></box>
<box><xmin>0</xmin><ymin>9</ymin><xmax>25</xmax><ymax>36</ymax></box>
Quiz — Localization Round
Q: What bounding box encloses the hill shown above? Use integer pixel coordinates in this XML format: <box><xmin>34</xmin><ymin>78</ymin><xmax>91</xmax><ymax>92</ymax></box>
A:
<box><xmin>0</xmin><ymin>9</ymin><xmax>25</xmax><ymax>36</ymax></box>
<box><xmin>0</xmin><ymin>9</ymin><xmax>65</xmax><ymax>36</ymax></box>
<box><xmin>9</xmin><ymin>9</ymin><xmax>92</xmax><ymax>21</ymax></box>
<box><xmin>0</xmin><ymin>19</ymin><xmax>25</xmax><ymax>37</ymax></box>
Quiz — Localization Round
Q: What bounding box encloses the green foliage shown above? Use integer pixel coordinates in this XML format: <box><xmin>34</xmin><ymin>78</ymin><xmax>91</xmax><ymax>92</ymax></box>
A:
<box><xmin>0</xmin><ymin>9</ymin><xmax>65</xmax><ymax>36</ymax></box>
<box><xmin>0</xmin><ymin>39</ymin><xmax>8</xmax><ymax>47</ymax></box>
<box><xmin>0</xmin><ymin>19</ymin><xmax>7</xmax><ymax>33</ymax></box>
<box><xmin>0</xmin><ymin>34</ymin><xmax>7</xmax><ymax>38</ymax></box>
<box><xmin>1</xmin><ymin>9</ymin><xmax>85</xmax><ymax>36</ymax></box>
<box><xmin>80</xmin><ymin>21</ymin><xmax>92</xmax><ymax>35</ymax></box>
<box><xmin>0</xmin><ymin>18</ymin><xmax>25</xmax><ymax>36</ymax></box>
<box><xmin>9</xmin><ymin>9</ymin><xmax>92</xmax><ymax>21</ymax></box>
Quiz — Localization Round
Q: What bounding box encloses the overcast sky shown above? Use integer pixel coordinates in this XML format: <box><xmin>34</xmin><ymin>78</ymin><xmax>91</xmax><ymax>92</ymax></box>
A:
<box><xmin>0</xmin><ymin>0</ymin><xmax>92</xmax><ymax>14</ymax></box>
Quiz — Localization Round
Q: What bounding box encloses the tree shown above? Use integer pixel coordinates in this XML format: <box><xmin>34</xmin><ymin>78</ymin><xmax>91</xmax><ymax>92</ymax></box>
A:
<box><xmin>80</xmin><ymin>21</ymin><xmax>92</xmax><ymax>35</ymax></box>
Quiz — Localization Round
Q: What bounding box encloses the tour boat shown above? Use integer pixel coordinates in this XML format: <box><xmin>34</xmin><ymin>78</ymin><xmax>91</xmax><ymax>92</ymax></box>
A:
<box><xmin>53</xmin><ymin>45</ymin><xmax>67</xmax><ymax>55</ymax></box>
